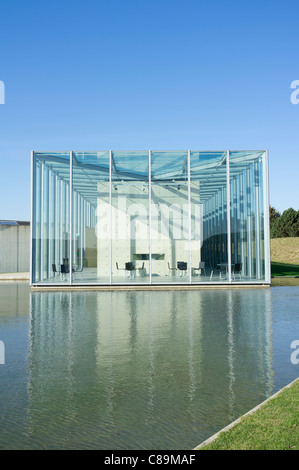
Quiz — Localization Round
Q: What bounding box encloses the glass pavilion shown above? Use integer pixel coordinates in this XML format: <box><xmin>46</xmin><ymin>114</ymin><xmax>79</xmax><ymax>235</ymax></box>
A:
<box><xmin>30</xmin><ymin>150</ymin><xmax>270</xmax><ymax>286</ymax></box>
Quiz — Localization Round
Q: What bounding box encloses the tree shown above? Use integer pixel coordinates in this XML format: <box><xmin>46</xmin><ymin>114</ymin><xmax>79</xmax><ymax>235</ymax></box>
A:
<box><xmin>270</xmin><ymin>208</ymin><xmax>299</xmax><ymax>238</ymax></box>
<box><xmin>269</xmin><ymin>206</ymin><xmax>280</xmax><ymax>230</ymax></box>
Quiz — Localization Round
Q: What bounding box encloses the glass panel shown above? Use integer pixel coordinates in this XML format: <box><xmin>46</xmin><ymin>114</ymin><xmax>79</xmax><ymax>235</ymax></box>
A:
<box><xmin>111</xmin><ymin>151</ymin><xmax>149</xmax><ymax>284</ymax></box>
<box><xmin>229</xmin><ymin>151</ymin><xmax>266</xmax><ymax>282</ymax></box>
<box><xmin>72</xmin><ymin>152</ymin><xmax>110</xmax><ymax>284</ymax></box>
<box><xmin>31</xmin><ymin>150</ymin><xmax>268</xmax><ymax>286</ymax></box>
<box><xmin>32</xmin><ymin>152</ymin><xmax>70</xmax><ymax>284</ymax></box>
<box><xmin>190</xmin><ymin>152</ymin><xmax>228</xmax><ymax>283</ymax></box>
<box><xmin>151</xmin><ymin>151</ymin><xmax>189</xmax><ymax>283</ymax></box>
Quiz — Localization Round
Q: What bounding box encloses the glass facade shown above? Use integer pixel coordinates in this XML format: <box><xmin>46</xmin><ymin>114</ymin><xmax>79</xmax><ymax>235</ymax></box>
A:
<box><xmin>31</xmin><ymin>150</ymin><xmax>270</xmax><ymax>286</ymax></box>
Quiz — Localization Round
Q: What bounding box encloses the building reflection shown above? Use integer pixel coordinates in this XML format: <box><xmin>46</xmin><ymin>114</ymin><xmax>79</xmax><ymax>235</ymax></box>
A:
<box><xmin>27</xmin><ymin>288</ymin><xmax>274</xmax><ymax>449</ymax></box>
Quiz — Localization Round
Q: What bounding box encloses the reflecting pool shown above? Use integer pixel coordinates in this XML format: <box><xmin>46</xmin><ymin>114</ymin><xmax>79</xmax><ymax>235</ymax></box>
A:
<box><xmin>0</xmin><ymin>283</ymin><xmax>298</xmax><ymax>450</ymax></box>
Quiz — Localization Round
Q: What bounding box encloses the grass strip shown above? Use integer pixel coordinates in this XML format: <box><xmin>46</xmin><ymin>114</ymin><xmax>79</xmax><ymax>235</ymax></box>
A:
<box><xmin>197</xmin><ymin>379</ymin><xmax>299</xmax><ymax>450</ymax></box>
<box><xmin>271</xmin><ymin>262</ymin><xmax>299</xmax><ymax>277</ymax></box>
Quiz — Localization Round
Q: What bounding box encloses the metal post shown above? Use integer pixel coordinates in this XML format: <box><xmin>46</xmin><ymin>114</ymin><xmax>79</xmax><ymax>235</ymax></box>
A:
<box><xmin>46</xmin><ymin>166</ymin><xmax>50</xmax><ymax>280</ymax></box>
<box><xmin>109</xmin><ymin>150</ymin><xmax>112</xmax><ymax>285</ymax></box>
<box><xmin>233</xmin><ymin>178</ymin><xmax>238</xmax><ymax>264</ymax></box>
<box><xmin>40</xmin><ymin>162</ymin><xmax>44</xmax><ymax>281</ymax></box>
<box><xmin>60</xmin><ymin>178</ymin><xmax>63</xmax><ymax>273</ymax></box>
<box><xmin>188</xmin><ymin>150</ymin><xmax>192</xmax><ymax>283</ymax></box>
<box><xmin>69</xmin><ymin>151</ymin><xmax>73</xmax><ymax>285</ymax></box>
<box><xmin>226</xmin><ymin>150</ymin><xmax>232</xmax><ymax>283</ymax></box>
<box><xmin>149</xmin><ymin>150</ymin><xmax>152</xmax><ymax>284</ymax></box>
<box><xmin>264</xmin><ymin>150</ymin><xmax>271</xmax><ymax>283</ymax></box>
<box><xmin>255</xmin><ymin>160</ymin><xmax>261</xmax><ymax>279</ymax></box>
<box><xmin>247</xmin><ymin>167</ymin><xmax>252</xmax><ymax>278</ymax></box>
<box><xmin>240</xmin><ymin>173</ymin><xmax>245</xmax><ymax>276</ymax></box>
<box><xmin>30</xmin><ymin>151</ymin><xmax>34</xmax><ymax>285</ymax></box>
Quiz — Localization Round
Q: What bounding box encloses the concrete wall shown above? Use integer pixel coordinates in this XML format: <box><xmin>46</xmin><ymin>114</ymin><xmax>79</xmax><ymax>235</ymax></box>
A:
<box><xmin>0</xmin><ymin>224</ymin><xmax>30</xmax><ymax>273</ymax></box>
<box><xmin>85</xmin><ymin>227</ymin><xmax>97</xmax><ymax>267</ymax></box>
<box><xmin>96</xmin><ymin>183</ymin><xmax>203</xmax><ymax>278</ymax></box>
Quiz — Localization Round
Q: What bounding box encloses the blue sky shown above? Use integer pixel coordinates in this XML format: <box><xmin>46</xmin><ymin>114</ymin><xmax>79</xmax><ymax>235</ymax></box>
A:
<box><xmin>0</xmin><ymin>0</ymin><xmax>298</xmax><ymax>220</ymax></box>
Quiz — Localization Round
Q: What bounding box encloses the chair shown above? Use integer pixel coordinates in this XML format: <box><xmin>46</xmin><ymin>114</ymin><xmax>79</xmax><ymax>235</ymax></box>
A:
<box><xmin>199</xmin><ymin>261</ymin><xmax>206</xmax><ymax>276</ymax></box>
<box><xmin>168</xmin><ymin>262</ymin><xmax>177</xmax><ymax>277</ymax></box>
<box><xmin>52</xmin><ymin>264</ymin><xmax>60</xmax><ymax>277</ymax></box>
<box><xmin>219</xmin><ymin>264</ymin><xmax>227</xmax><ymax>280</ymax></box>
<box><xmin>61</xmin><ymin>264</ymin><xmax>69</xmax><ymax>274</ymax></box>
<box><xmin>61</xmin><ymin>264</ymin><xmax>69</xmax><ymax>280</ymax></box>
<box><xmin>136</xmin><ymin>262</ymin><xmax>145</xmax><ymax>276</ymax></box>
<box><xmin>74</xmin><ymin>265</ymin><xmax>84</xmax><ymax>280</ymax></box>
<box><xmin>177</xmin><ymin>261</ymin><xmax>187</xmax><ymax>276</ymax></box>
<box><xmin>125</xmin><ymin>262</ymin><xmax>136</xmax><ymax>278</ymax></box>
<box><xmin>116</xmin><ymin>262</ymin><xmax>125</xmax><ymax>271</ymax></box>
<box><xmin>233</xmin><ymin>263</ymin><xmax>242</xmax><ymax>280</ymax></box>
<box><xmin>116</xmin><ymin>262</ymin><xmax>126</xmax><ymax>277</ymax></box>
<box><xmin>192</xmin><ymin>261</ymin><xmax>206</xmax><ymax>276</ymax></box>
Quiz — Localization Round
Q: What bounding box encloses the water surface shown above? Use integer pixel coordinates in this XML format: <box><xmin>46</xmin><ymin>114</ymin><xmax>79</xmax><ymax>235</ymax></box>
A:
<box><xmin>0</xmin><ymin>283</ymin><xmax>298</xmax><ymax>449</ymax></box>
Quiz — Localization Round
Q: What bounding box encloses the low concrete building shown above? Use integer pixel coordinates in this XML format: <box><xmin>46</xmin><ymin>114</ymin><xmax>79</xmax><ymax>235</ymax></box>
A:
<box><xmin>0</xmin><ymin>220</ymin><xmax>30</xmax><ymax>273</ymax></box>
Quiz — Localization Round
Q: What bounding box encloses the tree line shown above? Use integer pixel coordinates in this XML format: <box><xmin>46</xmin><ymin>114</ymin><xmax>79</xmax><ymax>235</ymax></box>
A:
<box><xmin>270</xmin><ymin>206</ymin><xmax>299</xmax><ymax>238</ymax></box>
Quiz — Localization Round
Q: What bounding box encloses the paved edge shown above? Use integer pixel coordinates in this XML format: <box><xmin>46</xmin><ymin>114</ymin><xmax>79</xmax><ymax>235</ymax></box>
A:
<box><xmin>0</xmin><ymin>281</ymin><xmax>272</xmax><ymax>290</ymax></box>
<box><xmin>194</xmin><ymin>377</ymin><xmax>299</xmax><ymax>450</ymax></box>
<box><xmin>0</xmin><ymin>272</ymin><xmax>30</xmax><ymax>280</ymax></box>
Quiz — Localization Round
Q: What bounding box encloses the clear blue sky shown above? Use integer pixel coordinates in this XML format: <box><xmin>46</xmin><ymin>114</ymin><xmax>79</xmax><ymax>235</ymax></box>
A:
<box><xmin>0</xmin><ymin>0</ymin><xmax>298</xmax><ymax>220</ymax></box>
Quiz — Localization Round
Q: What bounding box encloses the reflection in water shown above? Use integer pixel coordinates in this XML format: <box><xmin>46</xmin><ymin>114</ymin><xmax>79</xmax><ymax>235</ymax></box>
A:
<box><xmin>146</xmin><ymin>294</ymin><xmax>154</xmax><ymax>425</ymax></box>
<box><xmin>227</xmin><ymin>291</ymin><xmax>235</xmax><ymax>422</ymax></box>
<box><xmin>187</xmin><ymin>295</ymin><xmax>196</xmax><ymax>423</ymax></box>
<box><xmin>24</xmin><ymin>288</ymin><xmax>275</xmax><ymax>449</ymax></box>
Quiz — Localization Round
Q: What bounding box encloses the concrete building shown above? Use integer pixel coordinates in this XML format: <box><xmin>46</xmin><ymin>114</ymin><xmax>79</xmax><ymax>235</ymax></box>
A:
<box><xmin>0</xmin><ymin>220</ymin><xmax>30</xmax><ymax>273</ymax></box>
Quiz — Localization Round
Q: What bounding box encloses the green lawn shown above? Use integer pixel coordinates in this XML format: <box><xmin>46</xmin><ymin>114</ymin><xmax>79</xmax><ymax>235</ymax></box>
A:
<box><xmin>197</xmin><ymin>379</ymin><xmax>299</xmax><ymax>450</ymax></box>
<box><xmin>271</xmin><ymin>261</ymin><xmax>299</xmax><ymax>277</ymax></box>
